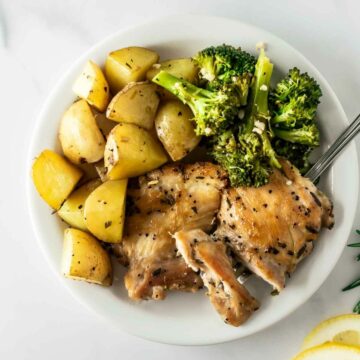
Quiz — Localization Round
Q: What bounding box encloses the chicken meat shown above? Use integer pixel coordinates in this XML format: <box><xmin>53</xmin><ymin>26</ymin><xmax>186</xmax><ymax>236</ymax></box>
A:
<box><xmin>112</xmin><ymin>162</ymin><xmax>228</xmax><ymax>300</ymax></box>
<box><xmin>174</xmin><ymin>229</ymin><xmax>259</xmax><ymax>326</ymax></box>
<box><xmin>215</xmin><ymin>159</ymin><xmax>334</xmax><ymax>291</ymax></box>
<box><xmin>112</xmin><ymin>158</ymin><xmax>334</xmax><ymax>327</ymax></box>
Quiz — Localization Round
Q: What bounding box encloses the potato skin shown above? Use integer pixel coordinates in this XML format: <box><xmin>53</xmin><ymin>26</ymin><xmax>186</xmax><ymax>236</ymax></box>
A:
<box><xmin>61</xmin><ymin>228</ymin><xmax>112</xmax><ymax>286</ymax></box>
<box><xmin>58</xmin><ymin>179</ymin><xmax>102</xmax><ymax>231</ymax></box>
<box><xmin>155</xmin><ymin>100</ymin><xmax>201</xmax><ymax>161</ymax></box>
<box><xmin>94</xmin><ymin>163</ymin><xmax>108</xmax><ymax>182</ymax></box>
<box><xmin>146</xmin><ymin>58</ymin><xmax>198</xmax><ymax>100</ymax></box>
<box><xmin>105</xmin><ymin>46</ymin><xmax>159</xmax><ymax>93</ymax></box>
<box><xmin>59</xmin><ymin>99</ymin><xmax>105</xmax><ymax>165</ymax></box>
<box><xmin>106</xmin><ymin>82</ymin><xmax>159</xmax><ymax>130</ymax></box>
<box><xmin>76</xmin><ymin>162</ymin><xmax>101</xmax><ymax>185</ymax></box>
<box><xmin>32</xmin><ymin>150</ymin><xmax>83</xmax><ymax>209</ymax></box>
<box><xmin>84</xmin><ymin>179</ymin><xmax>127</xmax><ymax>243</ymax></box>
<box><xmin>104</xmin><ymin>123</ymin><xmax>168</xmax><ymax>180</ymax></box>
<box><xmin>146</xmin><ymin>58</ymin><xmax>198</xmax><ymax>83</ymax></box>
<box><xmin>94</xmin><ymin>112</ymin><xmax>117</xmax><ymax>139</ymax></box>
<box><xmin>72</xmin><ymin>60</ymin><xmax>110</xmax><ymax>112</ymax></box>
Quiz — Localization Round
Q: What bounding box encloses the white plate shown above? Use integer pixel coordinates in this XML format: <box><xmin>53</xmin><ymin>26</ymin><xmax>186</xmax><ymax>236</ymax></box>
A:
<box><xmin>27</xmin><ymin>15</ymin><xmax>359</xmax><ymax>345</ymax></box>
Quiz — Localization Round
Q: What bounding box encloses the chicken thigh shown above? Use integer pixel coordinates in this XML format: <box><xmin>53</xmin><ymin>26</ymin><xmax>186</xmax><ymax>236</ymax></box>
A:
<box><xmin>112</xmin><ymin>162</ymin><xmax>228</xmax><ymax>300</ymax></box>
<box><xmin>175</xmin><ymin>229</ymin><xmax>259</xmax><ymax>326</ymax></box>
<box><xmin>215</xmin><ymin>159</ymin><xmax>334</xmax><ymax>291</ymax></box>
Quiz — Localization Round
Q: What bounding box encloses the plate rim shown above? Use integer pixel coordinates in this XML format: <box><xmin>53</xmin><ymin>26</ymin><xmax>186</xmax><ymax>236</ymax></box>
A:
<box><xmin>26</xmin><ymin>14</ymin><xmax>359</xmax><ymax>345</ymax></box>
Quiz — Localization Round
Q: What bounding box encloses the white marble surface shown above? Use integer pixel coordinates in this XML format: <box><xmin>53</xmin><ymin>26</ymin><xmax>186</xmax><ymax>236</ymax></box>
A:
<box><xmin>0</xmin><ymin>0</ymin><xmax>359</xmax><ymax>359</ymax></box>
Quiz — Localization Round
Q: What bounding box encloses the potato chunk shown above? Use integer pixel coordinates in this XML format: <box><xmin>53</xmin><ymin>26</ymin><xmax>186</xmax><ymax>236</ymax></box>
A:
<box><xmin>104</xmin><ymin>123</ymin><xmax>168</xmax><ymax>180</ymax></box>
<box><xmin>59</xmin><ymin>99</ymin><xmax>105</xmax><ymax>165</ymax></box>
<box><xmin>84</xmin><ymin>179</ymin><xmax>127</xmax><ymax>243</ymax></box>
<box><xmin>146</xmin><ymin>58</ymin><xmax>198</xmax><ymax>100</ymax></box>
<box><xmin>58</xmin><ymin>179</ymin><xmax>102</xmax><ymax>230</ymax></box>
<box><xmin>76</xmin><ymin>162</ymin><xmax>101</xmax><ymax>185</ymax></box>
<box><xmin>94</xmin><ymin>113</ymin><xmax>117</xmax><ymax>139</ymax></box>
<box><xmin>106</xmin><ymin>82</ymin><xmax>159</xmax><ymax>130</ymax></box>
<box><xmin>94</xmin><ymin>163</ymin><xmax>108</xmax><ymax>182</ymax></box>
<box><xmin>155</xmin><ymin>100</ymin><xmax>201</xmax><ymax>161</ymax></box>
<box><xmin>62</xmin><ymin>228</ymin><xmax>112</xmax><ymax>286</ymax></box>
<box><xmin>32</xmin><ymin>150</ymin><xmax>82</xmax><ymax>209</ymax></box>
<box><xmin>72</xmin><ymin>60</ymin><xmax>110</xmax><ymax>112</ymax></box>
<box><xmin>105</xmin><ymin>46</ymin><xmax>159</xmax><ymax>93</ymax></box>
<box><xmin>146</xmin><ymin>58</ymin><xmax>198</xmax><ymax>83</ymax></box>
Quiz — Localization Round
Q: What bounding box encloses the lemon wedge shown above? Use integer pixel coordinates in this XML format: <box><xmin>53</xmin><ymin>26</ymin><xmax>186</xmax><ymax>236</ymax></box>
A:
<box><xmin>301</xmin><ymin>314</ymin><xmax>360</xmax><ymax>350</ymax></box>
<box><xmin>293</xmin><ymin>343</ymin><xmax>360</xmax><ymax>359</ymax></box>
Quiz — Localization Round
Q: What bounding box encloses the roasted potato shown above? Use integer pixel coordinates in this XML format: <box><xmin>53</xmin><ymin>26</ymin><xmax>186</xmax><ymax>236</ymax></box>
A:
<box><xmin>76</xmin><ymin>162</ymin><xmax>101</xmax><ymax>185</ymax></box>
<box><xmin>94</xmin><ymin>112</ymin><xmax>117</xmax><ymax>138</ymax></box>
<box><xmin>58</xmin><ymin>179</ymin><xmax>102</xmax><ymax>230</ymax></box>
<box><xmin>94</xmin><ymin>163</ymin><xmax>108</xmax><ymax>182</ymax></box>
<box><xmin>32</xmin><ymin>150</ymin><xmax>83</xmax><ymax>209</ymax></box>
<box><xmin>72</xmin><ymin>60</ymin><xmax>110</xmax><ymax>112</ymax></box>
<box><xmin>106</xmin><ymin>82</ymin><xmax>159</xmax><ymax>130</ymax></box>
<box><xmin>155</xmin><ymin>100</ymin><xmax>201</xmax><ymax>161</ymax></box>
<box><xmin>59</xmin><ymin>99</ymin><xmax>105</xmax><ymax>165</ymax></box>
<box><xmin>104</xmin><ymin>123</ymin><xmax>168</xmax><ymax>180</ymax></box>
<box><xmin>146</xmin><ymin>58</ymin><xmax>198</xmax><ymax>83</ymax></box>
<box><xmin>146</xmin><ymin>58</ymin><xmax>198</xmax><ymax>100</ymax></box>
<box><xmin>84</xmin><ymin>179</ymin><xmax>127</xmax><ymax>243</ymax></box>
<box><xmin>105</xmin><ymin>46</ymin><xmax>159</xmax><ymax>93</ymax></box>
<box><xmin>62</xmin><ymin>228</ymin><xmax>112</xmax><ymax>286</ymax></box>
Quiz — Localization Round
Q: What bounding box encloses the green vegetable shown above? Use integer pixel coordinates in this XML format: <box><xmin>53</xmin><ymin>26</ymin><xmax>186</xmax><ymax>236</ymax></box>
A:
<box><xmin>273</xmin><ymin>123</ymin><xmax>320</xmax><ymax>146</ymax></box>
<box><xmin>210</xmin><ymin>49</ymin><xmax>281</xmax><ymax>187</ymax></box>
<box><xmin>270</xmin><ymin>67</ymin><xmax>322</xmax><ymax>173</ymax></box>
<box><xmin>154</xmin><ymin>46</ymin><xmax>322</xmax><ymax>187</ymax></box>
<box><xmin>270</xmin><ymin>67</ymin><xmax>322</xmax><ymax>127</ymax></box>
<box><xmin>193</xmin><ymin>44</ymin><xmax>256</xmax><ymax>105</ymax></box>
<box><xmin>152</xmin><ymin>70</ymin><xmax>241</xmax><ymax>136</ymax></box>
<box><xmin>342</xmin><ymin>231</ymin><xmax>360</xmax><ymax>315</ymax></box>
<box><xmin>272</xmin><ymin>139</ymin><xmax>312</xmax><ymax>174</ymax></box>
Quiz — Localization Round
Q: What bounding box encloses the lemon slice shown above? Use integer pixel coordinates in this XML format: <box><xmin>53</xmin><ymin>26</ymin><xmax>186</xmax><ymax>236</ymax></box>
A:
<box><xmin>302</xmin><ymin>314</ymin><xmax>360</xmax><ymax>350</ymax></box>
<box><xmin>294</xmin><ymin>343</ymin><xmax>360</xmax><ymax>359</ymax></box>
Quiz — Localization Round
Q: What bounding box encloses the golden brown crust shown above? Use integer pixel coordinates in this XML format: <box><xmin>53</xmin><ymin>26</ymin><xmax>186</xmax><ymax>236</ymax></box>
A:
<box><xmin>113</xmin><ymin>162</ymin><xmax>227</xmax><ymax>300</ymax></box>
<box><xmin>215</xmin><ymin>159</ymin><xmax>334</xmax><ymax>291</ymax></box>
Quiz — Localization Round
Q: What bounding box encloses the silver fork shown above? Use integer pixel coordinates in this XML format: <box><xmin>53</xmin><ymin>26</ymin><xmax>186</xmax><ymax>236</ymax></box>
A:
<box><xmin>306</xmin><ymin>113</ymin><xmax>360</xmax><ymax>181</ymax></box>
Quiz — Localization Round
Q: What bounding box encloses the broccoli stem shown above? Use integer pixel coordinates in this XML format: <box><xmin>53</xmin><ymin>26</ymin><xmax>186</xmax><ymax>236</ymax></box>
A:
<box><xmin>244</xmin><ymin>49</ymin><xmax>281</xmax><ymax>169</ymax></box>
<box><xmin>153</xmin><ymin>70</ymin><xmax>217</xmax><ymax>108</ymax></box>
<box><xmin>153</xmin><ymin>70</ymin><xmax>240</xmax><ymax>136</ymax></box>
<box><xmin>152</xmin><ymin>71</ymin><xmax>202</xmax><ymax>97</ymax></box>
<box><xmin>252</xmin><ymin>49</ymin><xmax>273</xmax><ymax>115</ymax></box>
<box><xmin>244</xmin><ymin>49</ymin><xmax>273</xmax><ymax>132</ymax></box>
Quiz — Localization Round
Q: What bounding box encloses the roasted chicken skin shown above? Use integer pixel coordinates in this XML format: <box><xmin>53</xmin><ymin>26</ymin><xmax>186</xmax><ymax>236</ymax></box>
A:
<box><xmin>215</xmin><ymin>159</ymin><xmax>334</xmax><ymax>291</ymax></box>
<box><xmin>175</xmin><ymin>229</ymin><xmax>259</xmax><ymax>326</ymax></box>
<box><xmin>112</xmin><ymin>162</ymin><xmax>228</xmax><ymax>300</ymax></box>
<box><xmin>113</xmin><ymin>159</ymin><xmax>334</xmax><ymax>327</ymax></box>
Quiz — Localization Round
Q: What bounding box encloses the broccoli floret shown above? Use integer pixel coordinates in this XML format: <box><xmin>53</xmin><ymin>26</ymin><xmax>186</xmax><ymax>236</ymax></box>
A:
<box><xmin>273</xmin><ymin>123</ymin><xmax>319</xmax><ymax>146</ymax></box>
<box><xmin>270</xmin><ymin>67</ymin><xmax>321</xmax><ymax>127</ymax></box>
<box><xmin>193</xmin><ymin>45</ymin><xmax>256</xmax><ymax>105</ymax></box>
<box><xmin>210</xmin><ymin>49</ymin><xmax>281</xmax><ymax>187</ymax></box>
<box><xmin>272</xmin><ymin>139</ymin><xmax>313</xmax><ymax>174</ymax></box>
<box><xmin>270</xmin><ymin>67</ymin><xmax>322</xmax><ymax>173</ymax></box>
<box><xmin>210</xmin><ymin>130</ymin><xmax>272</xmax><ymax>187</ymax></box>
<box><xmin>193</xmin><ymin>44</ymin><xmax>256</xmax><ymax>83</ymax></box>
<box><xmin>271</xmin><ymin>93</ymin><xmax>316</xmax><ymax>127</ymax></box>
<box><xmin>152</xmin><ymin>70</ymin><xmax>241</xmax><ymax>136</ymax></box>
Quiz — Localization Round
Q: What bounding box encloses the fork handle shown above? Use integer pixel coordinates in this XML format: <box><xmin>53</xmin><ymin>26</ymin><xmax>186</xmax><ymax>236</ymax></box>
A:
<box><xmin>305</xmin><ymin>113</ymin><xmax>360</xmax><ymax>182</ymax></box>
